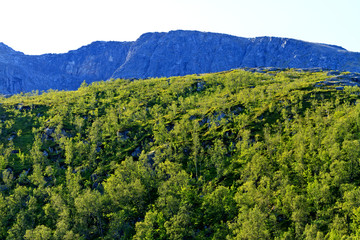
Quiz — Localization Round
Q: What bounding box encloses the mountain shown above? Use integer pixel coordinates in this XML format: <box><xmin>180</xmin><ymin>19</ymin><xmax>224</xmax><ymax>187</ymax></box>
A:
<box><xmin>112</xmin><ymin>31</ymin><xmax>360</xmax><ymax>79</ymax></box>
<box><xmin>1</xmin><ymin>30</ymin><xmax>360</xmax><ymax>94</ymax></box>
<box><xmin>0</xmin><ymin>41</ymin><xmax>131</xmax><ymax>94</ymax></box>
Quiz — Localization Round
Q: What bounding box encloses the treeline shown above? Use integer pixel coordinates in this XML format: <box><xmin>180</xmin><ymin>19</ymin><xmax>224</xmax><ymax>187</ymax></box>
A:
<box><xmin>1</xmin><ymin>69</ymin><xmax>360</xmax><ymax>239</ymax></box>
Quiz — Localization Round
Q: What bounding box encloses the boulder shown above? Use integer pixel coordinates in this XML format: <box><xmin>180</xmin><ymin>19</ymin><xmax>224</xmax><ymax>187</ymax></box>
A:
<box><xmin>117</xmin><ymin>130</ymin><xmax>130</xmax><ymax>140</ymax></box>
<box><xmin>131</xmin><ymin>146</ymin><xmax>142</xmax><ymax>157</ymax></box>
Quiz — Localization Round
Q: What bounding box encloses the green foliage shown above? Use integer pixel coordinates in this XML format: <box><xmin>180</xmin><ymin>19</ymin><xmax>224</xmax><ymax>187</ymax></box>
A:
<box><xmin>1</xmin><ymin>68</ymin><xmax>360</xmax><ymax>238</ymax></box>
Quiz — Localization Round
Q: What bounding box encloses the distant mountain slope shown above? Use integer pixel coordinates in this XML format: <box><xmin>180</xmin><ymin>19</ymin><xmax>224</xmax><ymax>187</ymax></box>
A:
<box><xmin>0</xmin><ymin>41</ymin><xmax>131</xmax><ymax>94</ymax></box>
<box><xmin>112</xmin><ymin>31</ymin><xmax>360</xmax><ymax>79</ymax></box>
<box><xmin>1</xmin><ymin>30</ymin><xmax>360</xmax><ymax>94</ymax></box>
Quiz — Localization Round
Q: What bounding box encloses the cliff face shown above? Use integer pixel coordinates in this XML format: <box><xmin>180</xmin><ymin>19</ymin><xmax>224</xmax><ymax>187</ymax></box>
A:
<box><xmin>112</xmin><ymin>31</ymin><xmax>250</xmax><ymax>79</ymax></box>
<box><xmin>1</xmin><ymin>30</ymin><xmax>360</xmax><ymax>94</ymax></box>
<box><xmin>113</xmin><ymin>31</ymin><xmax>360</xmax><ymax>79</ymax></box>
<box><xmin>0</xmin><ymin>41</ymin><xmax>131</xmax><ymax>94</ymax></box>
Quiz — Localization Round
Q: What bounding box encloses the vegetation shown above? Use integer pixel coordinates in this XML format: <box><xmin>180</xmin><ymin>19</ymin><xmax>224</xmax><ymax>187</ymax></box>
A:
<box><xmin>1</xmin><ymin>68</ymin><xmax>360</xmax><ymax>239</ymax></box>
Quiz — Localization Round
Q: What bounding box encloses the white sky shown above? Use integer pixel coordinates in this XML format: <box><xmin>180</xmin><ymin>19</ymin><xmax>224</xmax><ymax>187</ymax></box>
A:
<box><xmin>0</xmin><ymin>0</ymin><xmax>359</xmax><ymax>55</ymax></box>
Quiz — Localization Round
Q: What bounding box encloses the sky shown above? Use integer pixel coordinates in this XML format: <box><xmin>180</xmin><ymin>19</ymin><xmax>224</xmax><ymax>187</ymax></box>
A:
<box><xmin>0</xmin><ymin>0</ymin><xmax>359</xmax><ymax>55</ymax></box>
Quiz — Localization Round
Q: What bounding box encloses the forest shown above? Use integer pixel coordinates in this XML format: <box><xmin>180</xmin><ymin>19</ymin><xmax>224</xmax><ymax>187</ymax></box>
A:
<box><xmin>1</xmin><ymin>68</ymin><xmax>360</xmax><ymax>239</ymax></box>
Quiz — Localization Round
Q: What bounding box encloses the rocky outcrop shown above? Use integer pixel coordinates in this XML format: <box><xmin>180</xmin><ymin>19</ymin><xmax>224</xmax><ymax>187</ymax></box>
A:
<box><xmin>0</xmin><ymin>41</ymin><xmax>131</xmax><ymax>94</ymax></box>
<box><xmin>1</xmin><ymin>30</ymin><xmax>360</xmax><ymax>94</ymax></box>
<box><xmin>112</xmin><ymin>31</ymin><xmax>249</xmax><ymax>79</ymax></box>
<box><xmin>112</xmin><ymin>31</ymin><xmax>360</xmax><ymax>79</ymax></box>
<box><xmin>315</xmin><ymin>71</ymin><xmax>360</xmax><ymax>89</ymax></box>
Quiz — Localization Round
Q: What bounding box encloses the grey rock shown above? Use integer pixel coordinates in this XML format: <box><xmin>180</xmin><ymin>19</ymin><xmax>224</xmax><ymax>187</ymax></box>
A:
<box><xmin>8</xmin><ymin>135</ymin><xmax>16</xmax><ymax>141</ymax></box>
<box><xmin>131</xmin><ymin>146</ymin><xmax>142</xmax><ymax>157</ymax></box>
<box><xmin>230</xmin><ymin>105</ymin><xmax>243</xmax><ymax>115</ymax></box>
<box><xmin>316</xmin><ymin>72</ymin><xmax>360</xmax><ymax>89</ymax></box>
<box><xmin>197</xmin><ymin>81</ymin><xmax>206</xmax><ymax>91</ymax></box>
<box><xmin>327</xmin><ymin>70</ymin><xmax>342</xmax><ymax>76</ymax></box>
<box><xmin>112</xmin><ymin>31</ymin><xmax>250</xmax><ymax>79</ymax></box>
<box><xmin>0</xmin><ymin>41</ymin><xmax>131</xmax><ymax>94</ymax></box>
<box><xmin>199</xmin><ymin>117</ymin><xmax>210</xmax><ymax>127</ymax></box>
<box><xmin>112</xmin><ymin>32</ymin><xmax>360</xmax><ymax>79</ymax></box>
<box><xmin>117</xmin><ymin>130</ymin><xmax>130</xmax><ymax>140</ymax></box>
<box><xmin>0</xmin><ymin>185</ymin><xmax>8</xmax><ymax>191</ymax></box>
<box><xmin>1</xmin><ymin>30</ymin><xmax>360</xmax><ymax>94</ymax></box>
<box><xmin>147</xmin><ymin>150</ymin><xmax>155</xmax><ymax>166</ymax></box>
<box><xmin>189</xmin><ymin>115</ymin><xmax>199</xmax><ymax>121</ymax></box>
<box><xmin>213</xmin><ymin>112</ymin><xmax>227</xmax><ymax>127</ymax></box>
<box><xmin>166</xmin><ymin>123</ymin><xmax>174</xmax><ymax>132</ymax></box>
<box><xmin>44</xmin><ymin>127</ymin><xmax>54</xmax><ymax>136</ymax></box>
<box><xmin>91</xmin><ymin>173</ymin><xmax>97</xmax><ymax>182</ymax></box>
<box><xmin>338</xmin><ymin>73</ymin><xmax>360</xmax><ymax>81</ymax></box>
<box><xmin>216</xmin><ymin>112</ymin><xmax>226</xmax><ymax>122</ymax></box>
<box><xmin>96</xmin><ymin>146</ymin><xmax>102</xmax><ymax>153</ymax></box>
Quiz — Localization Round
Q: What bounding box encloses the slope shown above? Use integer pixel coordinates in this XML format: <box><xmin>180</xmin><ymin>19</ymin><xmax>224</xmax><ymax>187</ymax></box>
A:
<box><xmin>1</xmin><ymin>69</ymin><xmax>360</xmax><ymax>238</ymax></box>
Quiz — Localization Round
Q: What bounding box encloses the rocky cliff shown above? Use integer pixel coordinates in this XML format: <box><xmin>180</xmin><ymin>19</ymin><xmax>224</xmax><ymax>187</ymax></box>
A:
<box><xmin>1</xmin><ymin>30</ymin><xmax>360</xmax><ymax>94</ymax></box>
<box><xmin>0</xmin><ymin>41</ymin><xmax>131</xmax><ymax>94</ymax></box>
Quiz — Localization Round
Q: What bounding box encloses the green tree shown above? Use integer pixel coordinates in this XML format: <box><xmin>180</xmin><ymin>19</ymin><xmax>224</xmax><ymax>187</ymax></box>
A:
<box><xmin>0</xmin><ymin>194</ymin><xmax>8</xmax><ymax>238</ymax></box>
<box><xmin>29</xmin><ymin>164</ymin><xmax>46</xmax><ymax>187</ymax></box>
<box><xmin>164</xmin><ymin>204</ymin><xmax>195</xmax><ymax>240</ymax></box>
<box><xmin>228</xmin><ymin>205</ymin><xmax>271</xmax><ymax>240</ymax></box>
<box><xmin>134</xmin><ymin>210</ymin><xmax>166</xmax><ymax>240</ymax></box>
<box><xmin>208</xmin><ymin>139</ymin><xmax>227</xmax><ymax>178</ymax></box>
<box><xmin>74</xmin><ymin>189</ymin><xmax>104</xmax><ymax>238</ymax></box>
<box><xmin>24</xmin><ymin>225</ymin><xmax>53</xmax><ymax>240</ymax></box>
<box><xmin>201</xmin><ymin>185</ymin><xmax>236</xmax><ymax>225</ymax></box>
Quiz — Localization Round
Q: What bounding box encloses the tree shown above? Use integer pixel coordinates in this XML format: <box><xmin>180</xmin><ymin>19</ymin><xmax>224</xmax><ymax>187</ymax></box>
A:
<box><xmin>156</xmin><ymin>167</ymin><xmax>191</xmax><ymax>218</ymax></box>
<box><xmin>74</xmin><ymin>189</ymin><xmax>104</xmax><ymax>238</ymax></box>
<box><xmin>0</xmin><ymin>144</ymin><xmax>11</xmax><ymax>172</ymax></box>
<box><xmin>164</xmin><ymin>204</ymin><xmax>195</xmax><ymax>240</ymax></box>
<box><xmin>65</xmin><ymin>167</ymin><xmax>82</xmax><ymax>201</ymax></box>
<box><xmin>24</xmin><ymin>225</ymin><xmax>53</xmax><ymax>240</ymax></box>
<box><xmin>2</xmin><ymin>168</ymin><xmax>14</xmax><ymax>188</ymax></box>
<box><xmin>153</xmin><ymin>119</ymin><xmax>169</xmax><ymax>146</ymax></box>
<box><xmin>30</xmin><ymin>134</ymin><xmax>46</xmax><ymax>165</ymax></box>
<box><xmin>326</xmin><ymin>215</ymin><xmax>348</xmax><ymax>239</ymax></box>
<box><xmin>0</xmin><ymin>194</ymin><xmax>8</xmax><ymax>238</ymax></box>
<box><xmin>303</xmin><ymin>224</ymin><xmax>324</xmax><ymax>240</ymax></box>
<box><xmin>29</xmin><ymin>164</ymin><xmax>46</xmax><ymax>187</ymax></box>
<box><xmin>191</xmin><ymin>121</ymin><xmax>201</xmax><ymax>179</ymax></box>
<box><xmin>134</xmin><ymin>210</ymin><xmax>166</xmax><ymax>240</ymax></box>
<box><xmin>208</xmin><ymin>139</ymin><xmax>227</xmax><ymax>178</ymax></box>
<box><xmin>201</xmin><ymin>185</ymin><xmax>236</xmax><ymax>225</ymax></box>
<box><xmin>228</xmin><ymin>205</ymin><xmax>271</xmax><ymax>240</ymax></box>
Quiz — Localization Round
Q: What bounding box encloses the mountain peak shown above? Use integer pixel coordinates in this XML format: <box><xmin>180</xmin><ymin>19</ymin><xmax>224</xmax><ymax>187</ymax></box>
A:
<box><xmin>0</xmin><ymin>42</ymin><xmax>16</xmax><ymax>53</ymax></box>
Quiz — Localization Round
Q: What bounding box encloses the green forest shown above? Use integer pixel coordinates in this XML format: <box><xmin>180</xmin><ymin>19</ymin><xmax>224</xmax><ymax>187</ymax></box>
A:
<box><xmin>1</xmin><ymin>68</ymin><xmax>360</xmax><ymax>239</ymax></box>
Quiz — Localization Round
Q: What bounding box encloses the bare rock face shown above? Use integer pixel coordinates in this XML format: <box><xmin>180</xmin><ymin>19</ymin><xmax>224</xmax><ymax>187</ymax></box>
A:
<box><xmin>112</xmin><ymin>31</ymin><xmax>360</xmax><ymax>79</ymax></box>
<box><xmin>1</xmin><ymin>30</ymin><xmax>360</xmax><ymax>94</ymax></box>
<box><xmin>112</xmin><ymin>31</ymin><xmax>249</xmax><ymax>79</ymax></box>
<box><xmin>0</xmin><ymin>41</ymin><xmax>131</xmax><ymax>94</ymax></box>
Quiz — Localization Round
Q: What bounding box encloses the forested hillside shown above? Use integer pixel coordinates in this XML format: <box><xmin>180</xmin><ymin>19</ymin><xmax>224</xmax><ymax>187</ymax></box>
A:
<box><xmin>1</xmin><ymin>69</ymin><xmax>360</xmax><ymax>239</ymax></box>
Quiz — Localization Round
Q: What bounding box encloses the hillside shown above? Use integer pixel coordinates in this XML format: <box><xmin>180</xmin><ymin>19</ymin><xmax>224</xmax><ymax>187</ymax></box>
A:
<box><xmin>1</xmin><ymin>69</ymin><xmax>360</xmax><ymax>239</ymax></box>
<box><xmin>1</xmin><ymin>30</ymin><xmax>360</xmax><ymax>94</ymax></box>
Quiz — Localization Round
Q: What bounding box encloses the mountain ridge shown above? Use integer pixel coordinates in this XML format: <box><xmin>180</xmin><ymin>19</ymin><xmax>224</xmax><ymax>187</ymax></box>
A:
<box><xmin>1</xmin><ymin>30</ymin><xmax>360</xmax><ymax>94</ymax></box>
